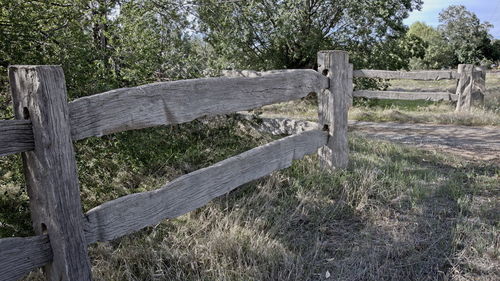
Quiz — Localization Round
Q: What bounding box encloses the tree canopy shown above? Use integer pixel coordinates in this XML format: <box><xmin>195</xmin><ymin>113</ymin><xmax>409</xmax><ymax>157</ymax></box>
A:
<box><xmin>195</xmin><ymin>0</ymin><xmax>423</xmax><ymax>70</ymax></box>
<box><xmin>438</xmin><ymin>5</ymin><xmax>494</xmax><ymax>65</ymax></box>
<box><xmin>0</xmin><ymin>0</ymin><xmax>204</xmax><ymax>99</ymax></box>
<box><xmin>407</xmin><ymin>22</ymin><xmax>454</xmax><ymax>69</ymax></box>
<box><xmin>2</xmin><ymin>0</ymin><xmax>499</xmax><ymax>106</ymax></box>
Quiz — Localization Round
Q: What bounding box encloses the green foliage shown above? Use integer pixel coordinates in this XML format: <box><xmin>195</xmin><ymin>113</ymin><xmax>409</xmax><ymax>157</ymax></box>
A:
<box><xmin>438</xmin><ymin>5</ymin><xmax>493</xmax><ymax>65</ymax></box>
<box><xmin>195</xmin><ymin>0</ymin><xmax>423</xmax><ymax>70</ymax></box>
<box><xmin>0</xmin><ymin>154</ymin><xmax>30</xmax><ymax>237</ymax></box>
<box><xmin>368</xmin><ymin>34</ymin><xmax>426</xmax><ymax>70</ymax></box>
<box><xmin>407</xmin><ymin>22</ymin><xmax>455</xmax><ymax>69</ymax></box>
<box><xmin>485</xmin><ymin>39</ymin><xmax>500</xmax><ymax>63</ymax></box>
<box><xmin>111</xmin><ymin>0</ymin><xmax>213</xmax><ymax>85</ymax></box>
<box><xmin>0</xmin><ymin>0</ymin><xmax>121</xmax><ymax>98</ymax></box>
<box><xmin>0</xmin><ymin>0</ymin><xmax>207</xmax><ymax>100</ymax></box>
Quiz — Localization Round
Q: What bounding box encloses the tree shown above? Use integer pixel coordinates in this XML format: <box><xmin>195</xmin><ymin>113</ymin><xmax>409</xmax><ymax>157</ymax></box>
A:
<box><xmin>0</xmin><ymin>0</ymin><xmax>123</xmax><ymax>98</ymax></box>
<box><xmin>0</xmin><ymin>0</ymin><xmax>206</xmax><ymax>101</ymax></box>
<box><xmin>407</xmin><ymin>22</ymin><xmax>454</xmax><ymax>69</ymax></box>
<box><xmin>439</xmin><ymin>5</ymin><xmax>493</xmax><ymax>64</ymax></box>
<box><xmin>489</xmin><ymin>40</ymin><xmax>500</xmax><ymax>63</ymax></box>
<box><xmin>194</xmin><ymin>0</ymin><xmax>423</xmax><ymax>70</ymax></box>
<box><xmin>111</xmin><ymin>0</ymin><xmax>207</xmax><ymax>85</ymax></box>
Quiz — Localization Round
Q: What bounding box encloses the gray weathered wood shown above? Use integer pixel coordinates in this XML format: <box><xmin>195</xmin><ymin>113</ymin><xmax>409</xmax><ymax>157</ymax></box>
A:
<box><xmin>472</xmin><ymin>66</ymin><xmax>486</xmax><ymax>104</ymax></box>
<box><xmin>455</xmin><ymin>64</ymin><xmax>474</xmax><ymax>111</ymax></box>
<box><xmin>353</xmin><ymin>90</ymin><xmax>457</xmax><ymax>101</ymax></box>
<box><xmin>221</xmin><ymin>69</ymin><xmax>329</xmax><ymax>87</ymax></box>
<box><xmin>317</xmin><ymin>50</ymin><xmax>350</xmax><ymax>169</ymax></box>
<box><xmin>347</xmin><ymin>64</ymin><xmax>353</xmax><ymax>108</ymax></box>
<box><xmin>0</xmin><ymin>120</ymin><xmax>33</xmax><ymax>156</ymax></box>
<box><xmin>69</xmin><ymin>70</ymin><xmax>328</xmax><ymax>140</ymax></box>
<box><xmin>0</xmin><ymin>235</ymin><xmax>52</xmax><ymax>281</ymax></box>
<box><xmin>84</xmin><ymin>129</ymin><xmax>328</xmax><ymax>243</ymax></box>
<box><xmin>9</xmin><ymin>65</ymin><xmax>92</xmax><ymax>281</ymax></box>
<box><xmin>0</xmin><ymin>70</ymin><xmax>327</xmax><ymax>156</ymax></box>
<box><xmin>353</xmin><ymin>69</ymin><xmax>458</xmax><ymax>80</ymax></box>
<box><xmin>221</xmin><ymin>69</ymin><xmax>293</xmax><ymax>78</ymax></box>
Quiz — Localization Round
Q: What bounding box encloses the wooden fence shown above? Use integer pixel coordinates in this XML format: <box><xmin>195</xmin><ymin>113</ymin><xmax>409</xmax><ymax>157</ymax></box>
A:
<box><xmin>0</xmin><ymin>51</ymin><xmax>351</xmax><ymax>280</ymax></box>
<box><xmin>352</xmin><ymin>65</ymin><xmax>487</xmax><ymax>111</ymax></box>
<box><xmin>0</xmin><ymin>49</ymin><xmax>489</xmax><ymax>280</ymax></box>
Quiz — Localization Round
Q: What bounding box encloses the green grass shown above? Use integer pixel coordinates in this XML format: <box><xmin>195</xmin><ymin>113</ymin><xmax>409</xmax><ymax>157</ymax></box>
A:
<box><xmin>1</xmin><ymin>116</ymin><xmax>497</xmax><ymax>280</ymax></box>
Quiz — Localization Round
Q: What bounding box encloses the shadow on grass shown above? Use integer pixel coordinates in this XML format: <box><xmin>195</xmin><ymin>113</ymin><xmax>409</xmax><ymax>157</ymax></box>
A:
<box><xmin>210</xmin><ymin>133</ymin><xmax>497</xmax><ymax>280</ymax></box>
<box><xmin>2</xmin><ymin>119</ymin><xmax>497</xmax><ymax>280</ymax></box>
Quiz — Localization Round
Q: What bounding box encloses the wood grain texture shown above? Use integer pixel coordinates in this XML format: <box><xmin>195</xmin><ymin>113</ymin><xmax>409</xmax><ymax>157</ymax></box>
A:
<box><xmin>69</xmin><ymin>70</ymin><xmax>328</xmax><ymax>140</ymax></box>
<box><xmin>0</xmin><ymin>120</ymin><xmax>33</xmax><ymax>156</ymax></box>
<box><xmin>84</xmin><ymin>129</ymin><xmax>328</xmax><ymax>243</ymax></box>
<box><xmin>353</xmin><ymin>69</ymin><xmax>458</xmax><ymax>80</ymax></box>
<box><xmin>9</xmin><ymin>65</ymin><xmax>92</xmax><ymax>281</ymax></box>
<box><xmin>472</xmin><ymin>66</ymin><xmax>486</xmax><ymax>104</ymax></box>
<box><xmin>317</xmin><ymin>50</ymin><xmax>350</xmax><ymax>169</ymax></box>
<box><xmin>347</xmin><ymin>64</ymin><xmax>353</xmax><ymax>108</ymax></box>
<box><xmin>0</xmin><ymin>235</ymin><xmax>52</xmax><ymax>281</ymax></box>
<box><xmin>222</xmin><ymin>69</ymin><xmax>329</xmax><ymax>88</ymax></box>
<box><xmin>455</xmin><ymin>64</ymin><xmax>474</xmax><ymax>111</ymax></box>
<box><xmin>353</xmin><ymin>90</ymin><xmax>457</xmax><ymax>101</ymax></box>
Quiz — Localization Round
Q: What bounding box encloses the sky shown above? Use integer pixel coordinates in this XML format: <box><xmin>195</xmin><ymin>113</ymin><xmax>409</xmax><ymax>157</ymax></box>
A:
<box><xmin>404</xmin><ymin>0</ymin><xmax>500</xmax><ymax>39</ymax></box>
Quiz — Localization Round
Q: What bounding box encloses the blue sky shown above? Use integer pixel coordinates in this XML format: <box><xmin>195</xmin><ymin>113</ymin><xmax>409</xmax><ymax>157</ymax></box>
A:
<box><xmin>404</xmin><ymin>0</ymin><xmax>500</xmax><ymax>38</ymax></box>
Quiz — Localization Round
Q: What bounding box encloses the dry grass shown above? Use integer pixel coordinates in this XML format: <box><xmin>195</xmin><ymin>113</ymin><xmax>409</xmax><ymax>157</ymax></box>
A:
<box><xmin>1</xmin><ymin>73</ymin><xmax>498</xmax><ymax>281</ymax></box>
<box><xmin>1</xmin><ymin>116</ymin><xmax>494</xmax><ymax>281</ymax></box>
<box><xmin>259</xmin><ymin>73</ymin><xmax>500</xmax><ymax>126</ymax></box>
<box><xmin>349</xmin><ymin>104</ymin><xmax>500</xmax><ymax>126</ymax></box>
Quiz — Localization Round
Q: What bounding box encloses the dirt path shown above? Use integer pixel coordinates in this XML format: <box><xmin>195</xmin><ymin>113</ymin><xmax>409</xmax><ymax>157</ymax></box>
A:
<box><xmin>240</xmin><ymin>114</ymin><xmax>500</xmax><ymax>163</ymax></box>
<box><xmin>349</xmin><ymin>121</ymin><xmax>500</xmax><ymax>162</ymax></box>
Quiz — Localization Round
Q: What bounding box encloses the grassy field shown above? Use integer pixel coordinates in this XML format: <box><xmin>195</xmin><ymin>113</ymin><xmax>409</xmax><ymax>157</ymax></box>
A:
<box><xmin>0</xmin><ymin>115</ymin><xmax>497</xmax><ymax>281</ymax></box>
<box><xmin>260</xmin><ymin>73</ymin><xmax>500</xmax><ymax>126</ymax></box>
<box><xmin>0</xmin><ymin>72</ymin><xmax>498</xmax><ymax>280</ymax></box>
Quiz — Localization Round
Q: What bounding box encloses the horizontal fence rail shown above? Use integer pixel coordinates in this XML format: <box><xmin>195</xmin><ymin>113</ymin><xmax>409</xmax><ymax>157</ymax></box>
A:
<box><xmin>0</xmin><ymin>70</ymin><xmax>328</xmax><ymax>157</ymax></box>
<box><xmin>0</xmin><ymin>120</ymin><xmax>34</xmax><ymax>156</ymax></box>
<box><xmin>353</xmin><ymin>90</ymin><xmax>458</xmax><ymax>101</ymax></box>
<box><xmin>352</xmin><ymin>66</ymin><xmax>486</xmax><ymax>108</ymax></box>
<box><xmin>83</xmin><ymin>129</ymin><xmax>329</xmax><ymax>243</ymax></box>
<box><xmin>353</xmin><ymin>69</ymin><xmax>458</xmax><ymax>80</ymax></box>
<box><xmin>69</xmin><ymin>70</ymin><xmax>328</xmax><ymax>140</ymax></box>
<box><xmin>0</xmin><ymin>235</ymin><xmax>52</xmax><ymax>280</ymax></box>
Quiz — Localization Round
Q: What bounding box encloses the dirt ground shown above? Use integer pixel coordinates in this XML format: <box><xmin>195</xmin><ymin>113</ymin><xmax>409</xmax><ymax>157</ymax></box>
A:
<box><xmin>241</xmin><ymin>114</ymin><xmax>500</xmax><ymax>163</ymax></box>
<box><xmin>349</xmin><ymin>121</ymin><xmax>500</xmax><ymax>163</ymax></box>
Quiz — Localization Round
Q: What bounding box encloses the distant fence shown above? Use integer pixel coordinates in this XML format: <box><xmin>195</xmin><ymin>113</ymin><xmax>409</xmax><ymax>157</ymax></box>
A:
<box><xmin>0</xmin><ymin>51</ymin><xmax>351</xmax><ymax>280</ymax></box>
<box><xmin>353</xmin><ymin>66</ymin><xmax>487</xmax><ymax>112</ymax></box>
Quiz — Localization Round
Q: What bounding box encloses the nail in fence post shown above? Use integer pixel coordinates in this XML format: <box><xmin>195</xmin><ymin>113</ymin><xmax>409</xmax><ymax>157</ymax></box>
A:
<box><xmin>317</xmin><ymin>51</ymin><xmax>350</xmax><ymax>169</ymax></box>
<box><xmin>9</xmin><ymin>66</ymin><xmax>92</xmax><ymax>280</ymax></box>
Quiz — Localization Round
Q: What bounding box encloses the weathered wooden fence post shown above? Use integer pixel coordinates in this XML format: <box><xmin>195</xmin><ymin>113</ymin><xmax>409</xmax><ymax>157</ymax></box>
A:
<box><xmin>9</xmin><ymin>66</ymin><xmax>92</xmax><ymax>280</ymax></box>
<box><xmin>347</xmin><ymin>63</ymin><xmax>353</xmax><ymax>108</ymax></box>
<box><xmin>455</xmin><ymin>64</ymin><xmax>474</xmax><ymax>111</ymax></box>
<box><xmin>317</xmin><ymin>50</ymin><xmax>351</xmax><ymax>169</ymax></box>
<box><xmin>472</xmin><ymin>66</ymin><xmax>487</xmax><ymax>105</ymax></box>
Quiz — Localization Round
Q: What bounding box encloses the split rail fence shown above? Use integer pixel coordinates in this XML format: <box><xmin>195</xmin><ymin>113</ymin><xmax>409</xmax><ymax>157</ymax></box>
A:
<box><xmin>352</xmin><ymin>65</ymin><xmax>487</xmax><ymax>111</ymax></box>
<box><xmin>0</xmin><ymin>49</ymin><xmax>488</xmax><ymax>280</ymax></box>
<box><xmin>0</xmin><ymin>50</ymin><xmax>350</xmax><ymax>280</ymax></box>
